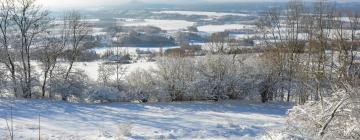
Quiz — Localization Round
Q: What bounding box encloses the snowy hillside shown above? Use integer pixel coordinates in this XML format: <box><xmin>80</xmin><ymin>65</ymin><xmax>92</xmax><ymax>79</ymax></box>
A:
<box><xmin>0</xmin><ymin>99</ymin><xmax>291</xmax><ymax>140</ymax></box>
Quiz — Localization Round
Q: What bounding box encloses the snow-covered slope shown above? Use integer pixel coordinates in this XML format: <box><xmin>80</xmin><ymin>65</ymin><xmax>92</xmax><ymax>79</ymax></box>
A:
<box><xmin>0</xmin><ymin>99</ymin><xmax>291</xmax><ymax>140</ymax></box>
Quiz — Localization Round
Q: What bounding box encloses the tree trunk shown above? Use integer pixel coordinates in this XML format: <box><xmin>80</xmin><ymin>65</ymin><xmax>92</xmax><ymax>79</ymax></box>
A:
<box><xmin>65</xmin><ymin>60</ymin><xmax>74</xmax><ymax>81</ymax></box>
<box><xmin>42</xmin><ymin>69</ymin><xmax>49</xmax><ymax>98</ymax></box>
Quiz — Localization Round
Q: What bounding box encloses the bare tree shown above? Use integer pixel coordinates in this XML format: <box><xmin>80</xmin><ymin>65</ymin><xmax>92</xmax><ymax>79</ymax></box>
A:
<box><xmin>312</xmin><ymin>0</ymin><xmax>336</xmax><ymax>103</ymax></box>
<box><xmin>39</xmin><ymin>36</ymin><xmax>64</xmax><ymax>98</ymax></box>
<box><xmin>331</xmin><ymin>9</ymin><xmax>351</xmax><ymax>81</ymax></box>
<box><xmin>12</xmin><ymin>0</ymin><xmax>49</xmax><ymax>98</ymax></box>
<box><xmin>97</xmin><ymin>63</ymin><xmax>115</xmax><ymax>86</ymax></box>
<box><xmin>207</xmin><ymin>32</ymin><xmax>230</xmax><ymax>54</ymax></box>
<box><xmin>63</xmin><ymin>11</ymin><xmax>90</xmax><ymax>81</ymax></box>
<box><xmin>0</xmin><ymin>0</ymin><xmax>17</xmax><ymax>96</ymax></box>
<box><xmin>348</xmin><ymin>10</ymin><xmax>360</xmax><ymax>82</ymax></box>
<box><xmin>257</xmin><ymin>5</ymin><xmax>287</xmax><ymax>102</ymax></box>
<box><xmin>284</xmin><ymin>0</ymin><xmax>305</xmax><ymax>102</ymax></box>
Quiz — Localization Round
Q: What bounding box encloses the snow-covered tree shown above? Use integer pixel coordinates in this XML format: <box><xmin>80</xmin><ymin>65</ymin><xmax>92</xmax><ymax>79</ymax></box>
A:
<box><xmin>49</xmin><ymin>66</ymin><xmax>89</xmax><ymax>101</ymax></box>
<box><xmin>97</xmin><ymin>63</ymin><xmax>116</xmax><ymax>86</ymax></box>
<box><xmin>155</xmin><ymin>57</ymin><xmax>197</xmax><ymax>101</ymax></box>
<box><xmin>286</xmin><ymin>85</ymin><xmax>360</xmax><ymax>139</ymax></box>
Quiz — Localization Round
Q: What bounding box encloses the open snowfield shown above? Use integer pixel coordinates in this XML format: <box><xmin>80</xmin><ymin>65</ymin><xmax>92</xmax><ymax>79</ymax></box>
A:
<box><xmin>153</xmin><ymin>11</ymin><xmax>250</xmax><ymax>18</ymax></box>
<box><xmin>0</xmin><ymin>99</ymin><xmax>291</xmax><ymax>140</ymax></box>
<box><xmin>198</xmin><ymin>24</ymin><xmax>256</xmax><ymax>33</ymax></box>
<box><xmin>120</xmin><ymin>19</ymin><xmax>195</xmax><ymax>31</ymax></box>
<box><xmin>91</xmin><ymin>46</ymin><xmax>180</xmax><ymax>56</ymax></box>
<box><xmin>230</xmin><ymin>34</ymin><xmax>257</xmax><ymax>39</ymax></box>
<box><xmin>71</xmin><ymin>61</ymin><xmax>157</xmax><ymax>81</ymax></box>
<box><xmin>30</xmin><ymin>60</ymin><xmax>157</xmax><ymax>83</ymax></box>
<box><xmin>29</xmin><ymin>61</ymin><xmax>156</xmax><ymax>82</ymax></box>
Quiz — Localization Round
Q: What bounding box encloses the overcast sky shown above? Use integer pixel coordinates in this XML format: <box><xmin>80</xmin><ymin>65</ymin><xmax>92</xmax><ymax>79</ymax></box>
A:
<box><xmin>37</xmin><ymin>0</ymin><xmax>356</xmax><ymax>9</ymax></box>
<box><xmin>37</xmin><ymin>0</ymin><xmax>221</xmax><ymax>9</ymax></box>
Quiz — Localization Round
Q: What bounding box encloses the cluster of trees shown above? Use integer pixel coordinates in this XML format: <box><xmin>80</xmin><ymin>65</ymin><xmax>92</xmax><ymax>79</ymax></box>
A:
<box><xmin>123</xmin><ymin>54</ymin><xmax>260</xmax><ymax>102</ymax></box>
<box><xmin>0</xmin><ymin>0</ymin><xmax>91</xmax><ymax>100</ymax></box>
<box><xmin>256</xmin><ymin>0</ymin><xmax>360</xmax><ymax>139</ymax></box>
<box><xmin>108</xmin><ymin>25</ymin><xmax>176</xmax><ymax>47</ymax></box>
<box><xmin>93</xmin><ymin>34</ymin><xmax>262</xmax><ymax>102</ymax></box>
<box><xmin>117</xmin><ymin>31</ymin><xmax>176</xmax><ymax>47</ymax></box>
<box><xmin>257</xmin><ymin>0</ymin><xmax>360</xmax><ymax>103</ymax></box>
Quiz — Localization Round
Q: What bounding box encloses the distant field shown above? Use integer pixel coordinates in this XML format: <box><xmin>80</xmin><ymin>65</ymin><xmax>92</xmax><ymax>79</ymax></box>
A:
<box><xmin>120</xmin><ymin>19</ymin><xmax>195</xmax><ymax>31</ymax></box>
<box><xmin>198</xmin><ymin>24</ymin><xmax>256</xmax><ymax>33</ymax></box>
<box><xmin>153</xmin><ymin>10</ymin><xmax>250</xmax><ymax>17</ymax></box>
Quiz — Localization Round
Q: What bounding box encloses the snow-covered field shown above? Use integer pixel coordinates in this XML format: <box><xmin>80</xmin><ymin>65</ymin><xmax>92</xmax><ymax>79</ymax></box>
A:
<box><xmin>198</xmin><ymin>24</ymin><xmax>256</xmax><ymax>33</ymax></box>
<box><xmin>230</xmin><ymin>34</ymin><xmax>257</xmax><ymax>39</ymax></box>
<box><xmin>120</xmin><ymin>19</ymin><xmax>195</xmax><ymax>31</ymax></box>
<box><xmin>0</xmin><ymin>99</ymin><xmax>291</xmax><ymax>140</ymax></box>
<box><xmin>91</xmin><ymin>46</ymin><xmax>180</xmax><ymax>56</ymax></box>
<box><xmin>72</xmin><ymin>61</ymin><xmax>157</xmax><ymax>81</ymax></box>
<box><xmin>153</xmin><ymin>11</ymin><xmax>250</xmax><ymax>18</ymax></box>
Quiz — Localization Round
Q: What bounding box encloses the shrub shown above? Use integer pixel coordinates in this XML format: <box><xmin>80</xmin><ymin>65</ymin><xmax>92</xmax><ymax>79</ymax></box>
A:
<box><xmin>285</xmin><ymin>88</ymin><xmax>360</xmax><ymax>139</ymax></box>
<box><xmin>85</xmin><ymin>86</ymin><xmax>127</xmax><ymax>103</ymax></box>
<box><xmin>49</xmin><ymin>66</ymin><xmax>89</xmax><ymax>101</ymax></box>
<box><xmin>125</xmin><ymin>69</ymin><xmax>168</xmax><ymax>102</ymax></box>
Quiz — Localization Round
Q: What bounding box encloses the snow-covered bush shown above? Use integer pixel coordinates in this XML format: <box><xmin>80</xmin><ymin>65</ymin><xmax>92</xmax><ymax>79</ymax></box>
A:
<box><xmin>126</xmin><ymin>69</ymin><xmax>170</xmax><ymax>102</ymax></box>
<box><xmin>155</xmin><ymin>57</ymin><xmax>197</xmax><ymax>101</ymax></box>
<box><xmin>85</xmin><ymin>86</ymin><xmax>126</xmax><ymax>103</ymax></box>
<box><xmin>195</xmin><ymin>54</ymin><xmax>258</xmax><ymax>101</ymax></box>
<box><xmin>285</xmin><ymin>87</ymin><xmax>360</xmax><ymax>139</ymax></box>
<box><xmin>97</xmin><ymin>63</ymin><xmax>116</xmax><ymax>86</ymax></box>
<box><xmin>196</xmin><ymin>54</ymin><xmax>240</xmax><ymax>100</ymax></box>
<box><xmin>147</xmin><ymin>54</ymin><xmax>259</xmax><ymax>101</ymax></box>
<box><xmin>49</xmin><ymin>66</ymin><xmax>89</xmax><ymax>101</ymax></box>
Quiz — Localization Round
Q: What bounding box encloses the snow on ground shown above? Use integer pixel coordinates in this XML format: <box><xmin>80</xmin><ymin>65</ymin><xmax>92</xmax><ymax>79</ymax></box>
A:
<box><xmin>230</xmin><ymin>34</ymin><xmax>257</xmax><ymax>39</ymax></box>
<box><xmin>120</xmin><ymin>19</ymin><xmax>195</xmax><ymax>31</ymax></box>
<box><xmin>0</xmin><ymin>99</ymin><xmax>291</xmax><ymax>140</ymax></box>
<box><xmin>91</xmin><ymin>46</ymin><xmax>180</xmax><ymax>56</ymax></box>
<box><xmin>72</xmin><ymin>61</ymin><xmax>157</xmax><ymax>81</ymax></box>
<box><xmin>80</xmin><ymin>46</ymin><xmax>183</xmax><ymax>81</ymax></box>
<box><xmin>31</xmin><ymin>60</ymin><xmax>157</xmax><ymax>82</ymax></box>
<box><xmin>92</xmin><ymin>28</ymin><xmax>106</xmax><ymax>36</ymax></box>
<box><xmin>198</xmin><ymin>24</ymin><xmax>256</xmax><ymax>33</ymax></box>
<box><xmin>153</xmin><ymin>11</ymin><xmax>250</xmax><ymax>18</ymax></box>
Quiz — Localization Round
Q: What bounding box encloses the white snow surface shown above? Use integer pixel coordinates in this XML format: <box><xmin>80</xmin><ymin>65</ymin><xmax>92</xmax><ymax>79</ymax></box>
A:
<box><xmin>91</xmin><ymin>46</ymin><xmax>180</xmax><ymax>56</ymax></box>
<box><xmin>120</xmin><ymin>19</ymin><xmax>195</xmax><ymax>31</ymax></box>
<box><xmin>0</xmin><ymin>99</ymin><xmax>291</xmax><ymax>140</ymax></box>
<box><xmin>153</xmin><ymin>11</ymin><xmax>250</xmax><ymax>18</ymax></box>
<box><xmin>198</xmin><ymin>24</ymin><xmax>256</xmax><ymax>33</ymax></box>
<box><xmin>72</xmin><ymin>61</ymin><xmax>157</xmax><ymax>81</ymax></box>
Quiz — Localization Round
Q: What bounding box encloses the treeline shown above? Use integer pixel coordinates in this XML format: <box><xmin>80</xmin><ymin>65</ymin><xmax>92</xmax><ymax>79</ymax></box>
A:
<box><xmin>256</xmin><ymin>0</ymin><xmax>360</xmax><ymax>104</ymax></box>
<box><xmin>117</xmin><ymin>31</ymin><xmax>176</xmax><ymax>47</ymax></box>
<box><xmin>256</xmin><ymin>0</ymin><xmax>360</xmax><ymax>139</ymax></box>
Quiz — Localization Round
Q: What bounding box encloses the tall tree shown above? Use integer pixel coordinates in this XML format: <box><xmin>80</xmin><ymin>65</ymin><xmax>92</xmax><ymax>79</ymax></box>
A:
<box><xmin>12</xmin><ymin>0</ymin><xmax>49</xmax><ymax>98</ymax></box>
<box><xmin>0</xmin><ymin>0</ymin><xmax>17</xmax><ymax>96</ymax></box>
<box><xmin>63</xmin><ymin>11</ymin><xmax>90</xmax><ymax>81</ymax></box>
<box><xmin>39</xmin><ymin>36</ymin><xmax>64</xmax><ymax>98</ymax></box>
